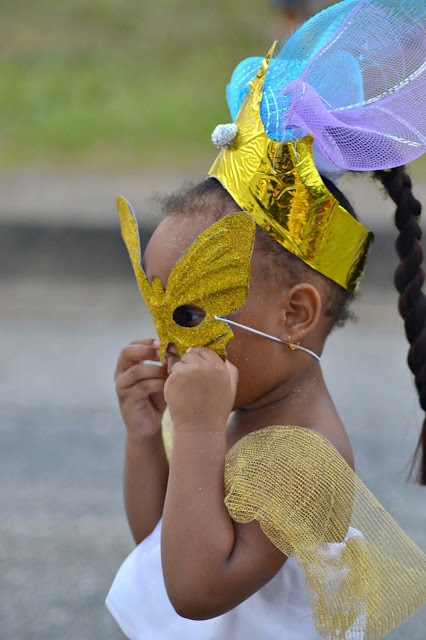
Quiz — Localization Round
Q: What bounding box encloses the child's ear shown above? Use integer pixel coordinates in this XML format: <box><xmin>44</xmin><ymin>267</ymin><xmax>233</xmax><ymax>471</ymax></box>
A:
<box><xmin>278</xmin><ymin>283</ymin><xmax>322</xmax><ymax>341</ymax></box>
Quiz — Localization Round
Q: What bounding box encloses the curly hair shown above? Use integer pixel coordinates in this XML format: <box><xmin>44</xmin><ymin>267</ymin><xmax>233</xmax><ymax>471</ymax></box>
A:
<box><xmin>161</xmin><ymin>177</ymin><xmax>357</xmax><ymax>332</ymax></box>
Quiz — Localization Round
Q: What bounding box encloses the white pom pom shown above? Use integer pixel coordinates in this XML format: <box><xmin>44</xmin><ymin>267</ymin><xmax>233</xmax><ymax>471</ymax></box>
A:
<box><xmin>211</xmin><ymin>123</ymin><xmax>238</xmax><ymax>149</ymax></box>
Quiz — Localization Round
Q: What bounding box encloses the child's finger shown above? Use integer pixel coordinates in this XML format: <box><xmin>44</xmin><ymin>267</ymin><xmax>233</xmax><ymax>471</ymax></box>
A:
<box><xmin>184</xmin><ymin>347</ymin><xmax>221</xmax><ymax>363</ymax></box>
<box><xmin>225</xmin><ymin>360</ymin><xmax>239</xmax><ymax>398</ymax></box>
<box><xmin>117</xmin><ymin>362</ymin><xmax>167</xmax><ymax>390</ymax></box>
<box><xmin>115</xmin><ymin>341</ymin><xmax>160</xmax><ymax>375</ymax></box>
<box><xmin>130</xmin><ymin>338</ymin><xmax>159</xmax><ymax>347</ymax></box>
<box><xmin>117</xmin><ymin>378</ymin><xmax>166</xmax><ymax>402</ymax></box>
<box><xmin>126</xmin><ymin>377</ymin><xmax>166</xmax><ymax>397</ymax></box>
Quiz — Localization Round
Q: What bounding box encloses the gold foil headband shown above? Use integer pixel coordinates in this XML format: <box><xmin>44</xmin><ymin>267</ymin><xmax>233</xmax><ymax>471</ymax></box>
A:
<box><xmin>208</xmin><ymin>43</ymin><xmax>374</xmax><ymax>292</ymax></box>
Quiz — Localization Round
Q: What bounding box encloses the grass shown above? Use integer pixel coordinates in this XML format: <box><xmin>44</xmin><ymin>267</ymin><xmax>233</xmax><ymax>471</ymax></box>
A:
<box><xmin>0</xmin><ymin>0</ymin><xmax>271</xmax><ymax>170</ymax></box>
<box><xmin>0</xmin><ymin>1</ymin><xmax>424</xmax><ymax>173</ymax></box>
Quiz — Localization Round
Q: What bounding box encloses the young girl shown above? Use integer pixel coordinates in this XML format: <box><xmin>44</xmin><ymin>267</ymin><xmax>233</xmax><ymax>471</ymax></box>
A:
<box><xmin>106</xmin><ymin>1</ymin><xmax>426</xmax><ymax>638</ymax></box>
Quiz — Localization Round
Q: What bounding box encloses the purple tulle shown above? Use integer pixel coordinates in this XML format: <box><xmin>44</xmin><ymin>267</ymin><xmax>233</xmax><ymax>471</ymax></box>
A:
<box><xmin>280</xmin><ymin>0</ymin><xmax>425</xmax><ymax>171</ymax></box>
<box><xmin>227</xmin><ymin>0</ymin><xmax>426</xmax><ymax>175</ymax></box>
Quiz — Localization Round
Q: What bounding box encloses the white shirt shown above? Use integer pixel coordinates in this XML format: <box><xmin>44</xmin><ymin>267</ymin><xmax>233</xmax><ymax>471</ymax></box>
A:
<box><xmin>106</xmin><ymin>518</ymin><xmax>332</xmax><ymax>640</ymax></box>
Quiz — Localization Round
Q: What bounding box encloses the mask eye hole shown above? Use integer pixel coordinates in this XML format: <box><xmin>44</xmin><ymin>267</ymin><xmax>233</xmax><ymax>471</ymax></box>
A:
<box><xmin>172</xmin><ymin>304</ymin><xmax>206</xmax><ymax>328</ymax></box>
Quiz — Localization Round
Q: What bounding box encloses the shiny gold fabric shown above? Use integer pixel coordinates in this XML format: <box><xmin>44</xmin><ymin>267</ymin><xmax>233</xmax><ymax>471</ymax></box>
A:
<box><xmin>208</xmin><ymin>43</ymin><xmax>374</xmax><ymax>292</ymax></box>
<box><xmin>117</xmin><ymin>197</ymin><xmax>256</xmax><ymax>360</ymax></box>
<box><xmin>161</xmin><ymin>410</ymin><xmax>426</xmax><ymax>639</ymax></box>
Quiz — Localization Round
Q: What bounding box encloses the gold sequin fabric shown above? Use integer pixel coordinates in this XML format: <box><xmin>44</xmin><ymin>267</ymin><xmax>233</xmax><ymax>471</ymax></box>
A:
<box><xmin>117</xmin><ymin>197</ymin><xmax>256</xmax><ymax>360</ymax></box>
<box><xmin>161</xmin><ymin>411</ymin><xmax>426</xmax><ymax>639</ymax></box>
<box><xmin>208</xmin><ymin>43</ymin><xmax>374</xmax><ymax>292</ymax></box>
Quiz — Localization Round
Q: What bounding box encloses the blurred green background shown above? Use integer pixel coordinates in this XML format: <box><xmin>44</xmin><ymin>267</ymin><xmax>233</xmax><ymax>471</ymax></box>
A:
<box><xmin>2</xmin><ymin>0</ymin><xmax>423</xmax><ymax>172</ymax></box>
<box><xmin>1</xmin><ymin>0</ymin><xmax>277</xmax><ymax>171</ymax></box>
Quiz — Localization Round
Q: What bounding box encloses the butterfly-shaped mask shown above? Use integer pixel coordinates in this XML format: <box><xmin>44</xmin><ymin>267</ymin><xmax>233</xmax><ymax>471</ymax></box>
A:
<box><xmin>117</xmin><ymin>197</ymin><xmax>256</xmax><ymax>360</ymax></box>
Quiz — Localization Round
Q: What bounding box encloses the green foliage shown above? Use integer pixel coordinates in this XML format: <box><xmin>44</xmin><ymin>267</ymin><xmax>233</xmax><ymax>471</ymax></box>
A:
<box><xmin>0</xmin><ymin>0</ymin><xmax>271</xmax><ymax>169</ymax></box>
<box><xmin>1</xmin><ymin>1</ymin><xmax>424</xmax><ymax>172</ymax></box>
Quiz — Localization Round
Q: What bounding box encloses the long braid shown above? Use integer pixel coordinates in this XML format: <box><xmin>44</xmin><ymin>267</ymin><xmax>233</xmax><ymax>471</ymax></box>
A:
<box><xmin>373</xmin><ymin>167</ymin><xmax>426</xmax><ymax>485</ymax></box>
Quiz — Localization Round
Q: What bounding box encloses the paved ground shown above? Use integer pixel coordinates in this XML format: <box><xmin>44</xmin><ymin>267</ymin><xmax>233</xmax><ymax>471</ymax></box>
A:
<box><xmin>1</xmin><ymin>272</ymin><xmax>425</xmax><ymax>639</ymax></box>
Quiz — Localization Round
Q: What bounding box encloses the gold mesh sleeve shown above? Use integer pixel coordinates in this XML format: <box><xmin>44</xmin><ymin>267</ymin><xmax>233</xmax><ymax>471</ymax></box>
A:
<box><xmin>224</xmin><ymin>426</ymin><xmax>426</xmax><ymax>640</ymax></box>
<box><xmin>161</xmin><ymin>412</ymin><xmax>425</xmax><ymax>638</ymax></box>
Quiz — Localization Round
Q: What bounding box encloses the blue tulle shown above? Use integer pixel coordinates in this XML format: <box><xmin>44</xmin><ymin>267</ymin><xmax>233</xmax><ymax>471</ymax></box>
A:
<box><xmin>227</xmin><ymin>0</ymin><xmax>366</xmax><ymax>142</ymax></box>
<box><xmin>224</xmin><ymin>0</ymin><xmax>425</xmax><ymax>173</ymax></box>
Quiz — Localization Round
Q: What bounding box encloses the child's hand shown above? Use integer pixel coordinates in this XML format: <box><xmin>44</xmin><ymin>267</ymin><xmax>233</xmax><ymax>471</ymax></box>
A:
<box><xmin>114</xmin><ymin>338</ymin><xmax>168</xmax><ymax>442</ymax></box>
<box><xmin>164</xmin><ymin>347</ymin><xmax>238</xmax><ymax>431</ymax></box>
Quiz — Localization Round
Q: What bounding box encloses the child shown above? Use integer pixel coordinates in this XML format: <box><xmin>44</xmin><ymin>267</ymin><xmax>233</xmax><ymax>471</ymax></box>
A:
<box><xmin>106</xmin><ymin>1</ymin><xmax>426</xmax><ymax>638</ymax></box>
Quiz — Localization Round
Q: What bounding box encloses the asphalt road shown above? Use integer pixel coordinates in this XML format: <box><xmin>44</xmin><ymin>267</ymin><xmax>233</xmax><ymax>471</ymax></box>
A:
<box><xmin>1</xmin><ymin>276</ymin><xmax>425</xmax><ymax>639</ymax></box>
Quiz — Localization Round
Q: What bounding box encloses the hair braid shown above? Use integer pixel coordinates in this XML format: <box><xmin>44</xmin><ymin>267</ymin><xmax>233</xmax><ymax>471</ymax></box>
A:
<box><xmin>373</xmin><ymin>167</ymin><xmax>426</xmax><ymax>485</ymax></box>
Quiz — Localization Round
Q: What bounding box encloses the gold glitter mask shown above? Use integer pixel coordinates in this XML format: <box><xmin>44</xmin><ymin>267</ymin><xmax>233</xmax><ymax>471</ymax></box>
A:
<box><xmin>117</xmin><ymin>197</ymin><xmax>256</xmax><ymax>360</ymax></box>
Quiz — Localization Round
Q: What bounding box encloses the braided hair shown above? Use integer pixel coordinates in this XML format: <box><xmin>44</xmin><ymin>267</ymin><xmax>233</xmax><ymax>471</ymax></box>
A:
<box><xmin>373</xmin><ymin>168</ymin><xmax>426</xmax><ymax>485</ymax></box>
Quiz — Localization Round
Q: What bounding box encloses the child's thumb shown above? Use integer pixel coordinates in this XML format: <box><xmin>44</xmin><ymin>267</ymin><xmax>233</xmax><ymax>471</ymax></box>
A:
<box><xmin>225</xmin><ymin>360</ymin><xmax>239</xmax><ymax>399</ymax></box>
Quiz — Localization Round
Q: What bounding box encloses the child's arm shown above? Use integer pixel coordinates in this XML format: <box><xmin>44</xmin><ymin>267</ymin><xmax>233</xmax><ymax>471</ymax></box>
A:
<box><xmin>115</xmin><ymin>339</ymin><xmax>169</xmax><ymax>544</ymax></box>
<box><xmin>162</xmin><ymin>348</ymin><xmax>287</xmax><ymax>620</ymax></box>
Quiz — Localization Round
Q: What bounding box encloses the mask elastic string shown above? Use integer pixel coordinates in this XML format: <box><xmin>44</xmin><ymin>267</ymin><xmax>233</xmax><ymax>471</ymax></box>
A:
<box><xmin>214</xmin><ymin>316</ymin><xmax>321</xmax><ymax>363</ymax></box>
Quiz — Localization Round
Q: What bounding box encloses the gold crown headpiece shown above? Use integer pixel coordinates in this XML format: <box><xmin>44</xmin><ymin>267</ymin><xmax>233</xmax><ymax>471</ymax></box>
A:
<box><xmin>208</xmin><ymin>43</ymin><xmax>374</xmax><ymax>293</ymax></box>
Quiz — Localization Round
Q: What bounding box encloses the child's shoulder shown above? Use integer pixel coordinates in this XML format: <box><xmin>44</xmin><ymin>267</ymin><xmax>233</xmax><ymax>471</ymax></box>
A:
<box><xmin>162</xmin><ymin>405</ymin><xmax>354</xmax><ymax>474</ymax></box>
<box><xmin>309</xmin><ymin>422</ymin><xmax>355</xmax><ymax>472</ymax></box>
